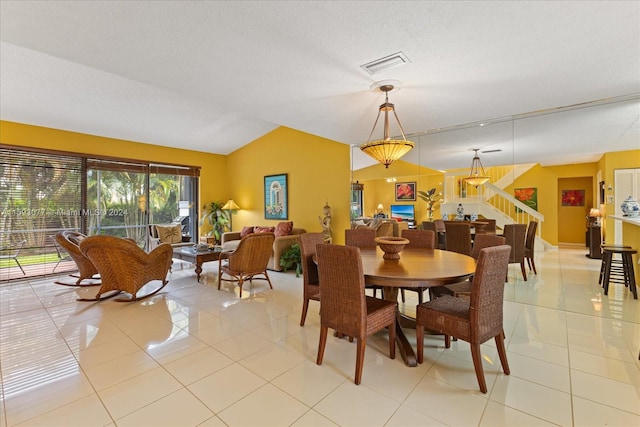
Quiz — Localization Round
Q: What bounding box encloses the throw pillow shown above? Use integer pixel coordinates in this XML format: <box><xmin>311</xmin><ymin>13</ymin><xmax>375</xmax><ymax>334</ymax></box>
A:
<box><xmin>274</xmin><ymin>221</ymin><xmax>293</xmax><ymax>237</ymax></box>
<box><xmin>240</xmin><ymin>226</ymin><xmax>255</xmax><ymax>238</ymax></box>
<box><xmin>254</xmin><ymin>226</ymin><xmax>275</xmax><ymax>234</ymax></box>
<box><xmin>156</xmin><ymin>224</ymin><xmax>182</xmax><ymax>244</ymax></box>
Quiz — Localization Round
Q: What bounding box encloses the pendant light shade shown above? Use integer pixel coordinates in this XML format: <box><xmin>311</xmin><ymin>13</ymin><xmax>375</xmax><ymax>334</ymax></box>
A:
<box><xmin>360</xmin><ymin>84</ymin><xmax>415</xmax><ymax>168</ymax></box>
<box><xmin>464</xmin><ymin>149</ymin><xmax>490</xmax><ymax>186</ymax></box>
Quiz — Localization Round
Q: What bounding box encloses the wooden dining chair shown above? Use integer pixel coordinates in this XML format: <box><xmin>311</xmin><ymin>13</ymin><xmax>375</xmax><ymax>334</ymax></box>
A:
<box><xmin>430</xmin><ymin>234</ymin><xmax>507</xmax><ymax>299</ymax></box>
<box><xmin>503</xmin><ymin>223</ymin><xmax>528</xmax><ymax>281</ymax></box>
<box><xmin>316</xmin><ymin>243</ymin><xmax>396</xmax><ymax>385</ymax></box>
<box><xmin>416</xmin><ymin>245</ymin><xmax>512</xmax><ymax>393</ymax></box>
<box><xmin>218</xmin><ymin>232</ymin><xmax>275</xmax><ymax>297</ymax></box>
<box><xmin>524</xmin><ymin>220</ymin><xmax>538</xmax><ymax>274</ymax></box>
<box><xmin>399</xmin><ymin>229</ymin><xmax>435</xmax><ymax>303</ymax></box>
<box><xmin>299</xmin><ymin>232</ymin><xmax>326</xmax><ymax>326</ymax></box>
<box><xmin>444</xmin><ymin>221</ymin><xmax>472</xmax><ymax>256</ymax></box>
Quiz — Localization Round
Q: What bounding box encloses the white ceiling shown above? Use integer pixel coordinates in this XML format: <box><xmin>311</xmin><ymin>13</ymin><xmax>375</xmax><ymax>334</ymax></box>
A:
<box><xmin>1</xmin><ymin>1</ymin><xmax>639</xmax><ymax>171</ymax></box>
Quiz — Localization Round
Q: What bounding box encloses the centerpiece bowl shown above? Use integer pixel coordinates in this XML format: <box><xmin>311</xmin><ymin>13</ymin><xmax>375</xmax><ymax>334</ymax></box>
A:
<box><xmin>375</xmin><ymin>236</ymin><xmax>410</xmax><ymax>260</ymax></box>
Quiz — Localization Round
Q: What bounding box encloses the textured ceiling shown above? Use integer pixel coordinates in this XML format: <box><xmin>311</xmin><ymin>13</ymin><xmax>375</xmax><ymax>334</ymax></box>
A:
<box><xmin>1</xmin><ymin>1</ymin><xmax>639</xmax><ymax>171</ymax></box>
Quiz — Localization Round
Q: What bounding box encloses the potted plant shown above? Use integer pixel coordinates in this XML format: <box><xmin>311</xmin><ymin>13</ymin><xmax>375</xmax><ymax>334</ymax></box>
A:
<box><xmin>280</xmin><ymin>242</ymin><xmax>301</xmax><ymax>277</ymax></box>
<box><xmin>200</xmin><ymin>201</ymin><xmax>230</xmax><ymax>244</ymax></box>
<box><xmin>417</xmin><ymin>188</ymin><xmax>444</xmax><ymax>222</ymax></box>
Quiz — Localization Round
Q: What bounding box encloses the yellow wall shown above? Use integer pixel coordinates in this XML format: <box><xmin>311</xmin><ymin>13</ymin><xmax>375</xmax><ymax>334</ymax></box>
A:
<box><xmin>0</xmin><ymin>120</ymin><xmax>228</xmax><ymax>234</ymax></box>
<box><xmin>225</xmin><ymin>127</ymin><xmax>351</xmax><ymax>244</ymax></box>
<box><xmin>557</xmin><ymin>177</ymin><xmax>593</xmax><ymax>244</ymax></box>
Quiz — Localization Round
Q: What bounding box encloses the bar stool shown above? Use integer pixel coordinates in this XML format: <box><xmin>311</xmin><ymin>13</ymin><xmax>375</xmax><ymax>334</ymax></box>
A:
<box><xmin>599</xmin><ymin>244</ymin><xmax>630</xmax><ymax>285</ymax></box>
<box><xmin>600</xmin><ymin>245</ymin><xmax>637</xmax><ymax>299</ymax></box>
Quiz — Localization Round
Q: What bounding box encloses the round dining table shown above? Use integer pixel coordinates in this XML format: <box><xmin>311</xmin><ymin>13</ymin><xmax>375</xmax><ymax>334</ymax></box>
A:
<box><xmin>360</xmin><ymin>247</ymin><xmax>476</xmax><ymax>367</ymax></box>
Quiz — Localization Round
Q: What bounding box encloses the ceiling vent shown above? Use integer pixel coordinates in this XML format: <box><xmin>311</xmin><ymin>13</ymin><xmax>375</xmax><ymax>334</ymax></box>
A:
<box><xmin>361</xmin><ymin>52</ymin><xmax>410</xmax><ymax>75</ymax></box>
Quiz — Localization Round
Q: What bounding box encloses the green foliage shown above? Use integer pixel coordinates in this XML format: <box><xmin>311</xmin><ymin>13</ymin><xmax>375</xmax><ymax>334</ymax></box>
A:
<box><xmin>280</xmin><ymin>242</ymin><xmax>301</xmax><ymax>277</ymax></box>
<box><xmin>200</xmin><ymin>201</ymin><xmax>230</xmax><ymax>243</ymax></box>
<box><xmin>417</xmin><ymin>188</ymin><xmax>444</xmax><ymax>221</ymax></box>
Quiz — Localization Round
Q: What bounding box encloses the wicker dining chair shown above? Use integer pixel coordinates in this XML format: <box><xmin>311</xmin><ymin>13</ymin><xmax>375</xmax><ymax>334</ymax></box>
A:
<box><xmin>315</xmin><ymin>243</ymin><xmax>396</xmax><ymax>385</ymax></box>
<box><xmin>54</xmin><ymin>231</ymin><xmax>101</xmax><ymax>286</ymax></box>
<box><xmin>78</xmin><ymin>235</ymin><xmax>172</xmax><ymax>302</ymax></box>
<box><xmin>218</xmin><ymin>232</ymin><xmax>275</xmax><ymax>297</ymax></box>
<box><xmin>299</xmin><ymin>232</ymin><xmax>326</xmax><ymax>326</ymax></box>
<box><xmin>345</xmin><ymin>228</ymin><xmax>376</xmax><ymax>249</ymax></box>
<box><xmin>503</xmin><ymin>223</ymin><xmax>528</xmax><ymax>281</ymax></box>
<box><xmin>345</xmin><ymin>227</ymin><xmax>382</xmax><ymax>298</ymax></box>
<box><xmin>524</xmin><ymin>220</ymin><xmax>538</xmax><ymax>274</ymax></box>
<box><xmin>416</xmin><ymin>245</ymin><xmax>512</xmax><ymax>393</ymax></box>
<box><xmin>430</xmin><ymin>234</ymin><xmax>507</xmax><ymax>299</ymax></box>
<box><xmin>399</xmin><ymin>229</ymin><xmax>435</xmax><ymax>304</ymax></box>
<box><xmin>444</xmin><ymin>221</ymin><xmax>472</xmax><ymax>256</ymax></box>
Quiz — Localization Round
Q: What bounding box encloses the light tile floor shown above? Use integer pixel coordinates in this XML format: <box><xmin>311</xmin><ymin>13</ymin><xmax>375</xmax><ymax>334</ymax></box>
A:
<box><xmin>1</xmin><ymin>247</ymin><xmax>639</xmax><ymax>426</ymax></box>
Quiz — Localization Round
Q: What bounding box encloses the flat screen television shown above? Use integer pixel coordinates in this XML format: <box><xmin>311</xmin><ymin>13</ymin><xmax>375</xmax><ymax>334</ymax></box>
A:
<box><xmin>390</xmin><ymin>204</ymin><xmax>415</xmax><ymax>221</ymax></box>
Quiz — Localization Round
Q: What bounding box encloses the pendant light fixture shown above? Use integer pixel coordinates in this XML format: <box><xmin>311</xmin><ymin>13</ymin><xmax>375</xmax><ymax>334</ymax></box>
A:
<box><xmin>464</xmin><ymin>149</ymin><xmax>490</xmax><ymax>186</ymax></box>
<box><xmin>360</xmin><ymin>84</ymin><xmax>414</xmax><ymax>168</ymax></box>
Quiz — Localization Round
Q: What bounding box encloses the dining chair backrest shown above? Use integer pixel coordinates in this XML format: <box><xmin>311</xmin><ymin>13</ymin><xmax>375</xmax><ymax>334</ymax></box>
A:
<box><xmin>433</xmin><ymin>219</ymin><xmax>446</xmax><ymax>233</ymax></box>
<box><xmin>471</xmin><ymin>234</ymin><xmax>507</xmax><ymax>259</ymax></box>
<box><xmin>300</xmin><ymin>233</ymin><xmax>325</xmax><ymax>287</ymax></box>
<box><xmin>316</xmin><ymin>244</ymin><xmax>366</xmax><ymax>338</ymax></box>
<box><xmin>469</xmin><ymin>245</ymin><xmax>512</xmax><ymax>342</ymax></box>
<box><xmin>421</xmin><ymin>221</ymin><xmax>435</xmax><ymax>232</ymax></box>
<box><xmin>502</xmin><ymin>224</ymin><xmax>527</xmax><ymax>263</ymax></box>
<box><xmin>345</xmin><ymin>228</ymin><xmax>376</xmax><ymax>250</ymax></box>
<box><xmin>444</xmin><ymin>221</ymin><xmax>472</xmax><ymax>256</ymax></box>
<box><xmin>525</xmin><ymin>221</ymin><xmax>538</xmax><ymax>253</ymax></box>
<box><xmin>401</xmin><ymin>229</ymin><xmax>435</xmax><ymax>249</ymax></box>
<box><xmin>376</xmin><ymin>222</ymin><xmax>394</xmax><ymax>238</ymax></box>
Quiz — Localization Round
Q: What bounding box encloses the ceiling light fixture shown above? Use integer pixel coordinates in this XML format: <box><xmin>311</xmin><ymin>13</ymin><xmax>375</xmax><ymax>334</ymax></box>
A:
<box><xmin>360</xmin><ymin>84</ymin><xmax>415</xmax><ymax>169</ymax></box>
<box><xmin>464</xmin><ymin>149</ymin><xmax>490</xmax><ymax>187</ymax></box>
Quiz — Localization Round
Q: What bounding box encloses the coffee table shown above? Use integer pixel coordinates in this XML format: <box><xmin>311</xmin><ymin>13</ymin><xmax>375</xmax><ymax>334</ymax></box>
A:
<box><xmin>172</xmin><ymin>246</ymin><xmax>224</xmax><ymax>282</ymax></box>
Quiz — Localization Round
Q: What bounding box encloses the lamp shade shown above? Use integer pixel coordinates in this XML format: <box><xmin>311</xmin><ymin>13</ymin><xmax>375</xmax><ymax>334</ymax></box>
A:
<box><xmin>589</xmin><ymin>208</ymin><xmax>601</xmax><ymax>217</ymax></box>
<box><xmin>222</xmin><ymin>199</ymin><xmax>240</xmax><ymax>210</ymax></box>
<box><xmin>360</xmin><ymin>84</ymin><xmax>415</xmax><ymax>168</ymax></box>
<box><xmin>463</xmin><ymin>149</ymin><xmax>490</xmax><ymax>186</ymax></box>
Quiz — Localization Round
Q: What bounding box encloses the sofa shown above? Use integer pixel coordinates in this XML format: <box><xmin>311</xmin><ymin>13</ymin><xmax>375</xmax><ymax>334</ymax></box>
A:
<box><xmin>221</xmin><ymin>222</ymin><xmax>306</xmax><ymax>271</ymax></box>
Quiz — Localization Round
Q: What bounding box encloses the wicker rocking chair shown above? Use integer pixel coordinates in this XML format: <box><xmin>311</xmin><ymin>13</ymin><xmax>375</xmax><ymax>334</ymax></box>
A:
<box><xmin>54</xmin><ymin>231</ymin><xmax>101</xmax><ymax>286</ymax></box>
<box><xmin>78</xmin><ymin>235</ymin><xmax>172</xmax><ymax>302</ymax></box>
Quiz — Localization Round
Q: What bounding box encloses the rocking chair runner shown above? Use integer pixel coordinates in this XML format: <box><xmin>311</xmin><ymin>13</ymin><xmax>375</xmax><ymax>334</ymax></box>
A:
<box><xmin>79</xmin><ymin>235</ymin><xmax>172</xmax><ymax>302</ymax></box>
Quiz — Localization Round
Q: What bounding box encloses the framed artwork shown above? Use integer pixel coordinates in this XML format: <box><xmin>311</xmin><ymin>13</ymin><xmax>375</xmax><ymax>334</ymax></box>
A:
<box><xmin>395</xmin><ymin>182</ymin><xmax>416</xmax><ymax>201</ymax></box>
<box><xmin>264</xmin><ymin>173</ymin><xmax>288</xmax><ymax>219</ymax></box>
<box><xmin>562</xmin><ymin>189</ymin><xmax>585</xmax><ymax>206</ymax></box>
<box><xmin>514</xmin><ymin>187</ymin><xmax>538</xmax><ymax>212</ymax></box>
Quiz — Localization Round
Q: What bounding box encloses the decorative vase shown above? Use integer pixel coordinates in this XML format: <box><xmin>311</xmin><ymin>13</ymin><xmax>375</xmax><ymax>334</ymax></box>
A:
<box><xmin>375</xmin><ymin>237</ymin><xmax>410</xmax><ymax>260</ymax></box>
<box><xmin>621</xmin><ymin>196</ymin><xmax>640</xmax><ymax>217</ymax></box>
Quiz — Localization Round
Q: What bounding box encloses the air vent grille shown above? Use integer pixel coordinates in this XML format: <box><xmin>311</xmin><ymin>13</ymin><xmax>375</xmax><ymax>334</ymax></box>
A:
<box><xmin>361</xmin><ymin>52</ymin><xmax>410</xmax><ymax>75</ymax></box>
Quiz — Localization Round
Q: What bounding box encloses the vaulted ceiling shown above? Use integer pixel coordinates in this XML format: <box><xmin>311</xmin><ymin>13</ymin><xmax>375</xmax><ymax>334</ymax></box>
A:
<box><xmin>1</xmin><ymin>1</ymin><xmax>639</xmax><ymax>171</ymax></box>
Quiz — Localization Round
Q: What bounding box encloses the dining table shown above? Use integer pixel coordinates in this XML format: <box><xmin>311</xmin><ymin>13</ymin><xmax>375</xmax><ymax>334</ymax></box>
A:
<box><xmin>360</xmin><ymin>247</ymin><xmax>476</xmax><ymax>367</ymax></box>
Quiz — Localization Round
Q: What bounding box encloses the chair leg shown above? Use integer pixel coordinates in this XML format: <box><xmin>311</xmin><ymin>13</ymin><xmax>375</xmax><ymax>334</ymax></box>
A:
<box><xmin>470</xmin><ymin>343</ymin><xmax>487</xmax><ymax>394</ymax></box>
<box><xmin>15</xmin><ymin>259</ymin><xmax>25</xmax><ymax>275</ymax></box>
<box><xmin>300</xmin><ymin>299</ymin><xmax>310</xmax><ymax>326</ymax></box>
<box><xmin>354</xmin><ymin>338</ymin><xmax>366</xmax><ymax>385</ymax></box>
<box><xmin>530</xmin><ymin>257</ymin><xmax>537</xmax><ymax>275</ymax></box>
<box><xmin>401</xmin><ymin>288</ymin><xmax>406</xmax><ymax>303</ymax></box>
<box><xmin>316</xmin><ymin>325</ymin><xmax>328</xmax><ymax>365</ymax></box>
<box><xmin>416</xmin><ymin>325</ymin><xmax>424</xmax><ymax>363</ymax></box>
<box><xmin>388</xmin><ymin>321</ymin><xmax>396</xmax><ymax>360</ymax></box>
<box><xmin>495</xmin><ymin>331</ymin><xmax>510</xmax><ymax>376</ymax></box>
<box><xmin>520</xmin><ymin>261</ymin><xmax>527</xmax><ymax>281</ymax></box>
<box><xmin>444</xmin><ymin>334</ymin><xmax>451</xmax><ymax>348</ymax></box>
<box><xmin>418</xmin><ymin>289</ymin><xmax>423</xmax><ymax>304</ymax></box>
<box><xmin>264</xmin><ymin>271</ymin><xmax>273</xmax><ymax>289</ymax></box>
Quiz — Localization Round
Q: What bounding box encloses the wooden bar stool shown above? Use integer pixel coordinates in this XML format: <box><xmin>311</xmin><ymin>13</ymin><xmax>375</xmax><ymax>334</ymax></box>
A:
<box><xmin>601</xmin><ymin>246</ymin><xmax>637</xmax><ymax>299</ymax></box>
<box><xmin>599</xmin><ymin>244</ymin><xmax>630</xmax><ymax>285</ymax></box>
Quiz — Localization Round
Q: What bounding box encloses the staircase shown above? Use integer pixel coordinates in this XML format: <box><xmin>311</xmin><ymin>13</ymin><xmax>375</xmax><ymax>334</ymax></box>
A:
<box><xmin>441</xmin><ymin>164</ymin><xmax>549</xmax><ymax>249</ymax></box>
